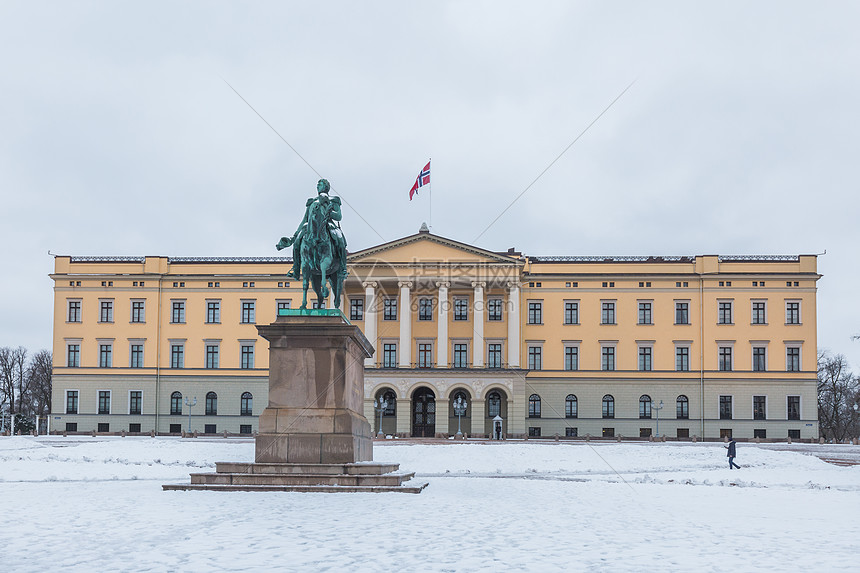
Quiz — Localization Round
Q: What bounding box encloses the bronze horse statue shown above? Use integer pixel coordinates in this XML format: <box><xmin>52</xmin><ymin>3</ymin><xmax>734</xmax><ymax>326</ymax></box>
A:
<box><xmin>276</xmin><ymin>179</ymin><xmax>348</xmax><ymax>310</ymax></box>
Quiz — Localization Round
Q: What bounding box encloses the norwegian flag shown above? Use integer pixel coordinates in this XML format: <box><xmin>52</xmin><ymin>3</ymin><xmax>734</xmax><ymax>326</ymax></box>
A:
<box><xmin>409</xmin><ymin>161</ymin><xmax>430</xmax><ymax>200</ymax></box>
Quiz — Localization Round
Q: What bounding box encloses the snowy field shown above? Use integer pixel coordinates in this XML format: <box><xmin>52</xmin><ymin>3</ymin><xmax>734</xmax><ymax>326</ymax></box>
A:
<box><xmin>1</xmin><ymin>437</ymin><xmax>858</xmax><ymax>572</ymax></box>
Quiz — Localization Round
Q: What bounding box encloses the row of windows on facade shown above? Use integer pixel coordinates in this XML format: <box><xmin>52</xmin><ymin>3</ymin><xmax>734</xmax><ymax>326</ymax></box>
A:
<box><xmin>64</xmin><ymin>390</ymin><xmax>254</xmax><ymax>416</ymax></box>
<box><xmin>64</xmin><ymin>422</ymin><xmax>255</xmax><ymax>435</ymax></box>
<box><xmin>65</xmin><ymin>341</ymin><xmax>256</xmax><ymax>369</ymax></box>
<box><xmin>67</xmin><ymin>299</ymin><xmax>268</xmax><ymax>325</ymax></box>
<box><xmin>526</xmin><ymin>394</ymin><xmax>801</xmax><ymax>421</ymax></box>
<box><xmin>70</xmin><ymin>279</ymin><xmax>282</xmax><ymax>289</ymax></box>
<box><xmin>371</xmin><ymin>340</ymin><xmax>802</xmax><ymax>372</ymax></box>
<box><xmin>375</xmin><ymin>390</ymin><xmax>508</xmax><ymax>418</ymax></box>
<box><xmin>525</xmin><ymin>300</ymin><xmax>802</xmax><ymax>326</ymax></box>
<box><xmin>528</xmin><ymin>427</ymin><xmax>803</xmax><ymax>439</ymax></box>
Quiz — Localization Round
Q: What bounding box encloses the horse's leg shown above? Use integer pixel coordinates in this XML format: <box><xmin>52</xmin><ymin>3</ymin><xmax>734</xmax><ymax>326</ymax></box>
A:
<box><xmin>311</xmin><ymin>274</ymin><xmax>324</xmax><ymax>308</ymax></box>
<box><xmin>319</xmin><ymin>254</ymin><xmax>331</xmax><ymax>300</ymax></box>
<box><xmin>301</xmin><ymin>272</ymin><xmax>309</xmax><ymax>309</ymax></box>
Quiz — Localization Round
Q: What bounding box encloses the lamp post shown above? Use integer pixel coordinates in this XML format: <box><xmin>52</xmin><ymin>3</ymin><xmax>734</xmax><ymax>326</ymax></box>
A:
<box><xmin>374</xmin><ymin>396</ymin><xmax>388</xmax><ymax>438</ymax></box>
<box><xmin>654</xmin><ymin>400</ymin><xmax>664</xmax><ymax>438</ymax></box>
<box><xmin>185</xmin><ymin>396</ymin><xmax>197</xmax><ymax>433</ymax></box>
<box><xmin>453</xmin><ymin>395</ymin><xmax>467</xmax><ymax>438</ymax></box>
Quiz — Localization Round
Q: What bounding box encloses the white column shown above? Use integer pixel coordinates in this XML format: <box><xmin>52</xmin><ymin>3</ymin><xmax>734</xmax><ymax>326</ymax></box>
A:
<box><xmin>472</xmin><ymin>281</ymin><xmax>485</xmax><ymax>367</ymax></box>
<box><xmin>436</xmin><ymin>281</ymin><xmax>450</xmax><ymax>367</ymax></box>
<box><xmin>398</xmin><ymin>281</ymin><xmax>413</xmax><ymax>367</ymax></box>
<box><xmin>363</xmin><ymin>281</ymin><xmax>378</xmax><ymax>367</ymax></box>
<box><xmin>507</xmin><ymin>281</ymin><xmax>520</xmax><ymax>367</ymax></box>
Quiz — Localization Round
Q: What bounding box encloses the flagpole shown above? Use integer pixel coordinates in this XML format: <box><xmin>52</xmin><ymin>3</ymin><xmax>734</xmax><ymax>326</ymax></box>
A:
<box><xmin>428</xmin><ymin>157</ymin><xmax>432</xmax><ymax>230</ymax></box>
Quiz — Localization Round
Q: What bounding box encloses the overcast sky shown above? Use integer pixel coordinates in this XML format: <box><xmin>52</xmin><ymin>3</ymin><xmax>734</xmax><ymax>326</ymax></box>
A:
<box><xmin>1</xmin><ymin>1</ymin><xmax>858</xmax><ymax>368</ymax></box>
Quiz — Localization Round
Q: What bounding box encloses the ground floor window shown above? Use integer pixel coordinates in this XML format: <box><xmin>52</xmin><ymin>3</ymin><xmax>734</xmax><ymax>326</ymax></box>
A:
<box><xmin>565</xmin><ymin>427</ymin><xmax>577</xmax><ymax>437</ymax></box>
<box><xmin>677</xmin><ymin>428</ymin><xmax>689</xmax><ymax>438</ymax></box>
<box><xmin>97</xmin><ymin>423</ymin><xmax>109</xmax><ymax>433</ymax></box>
<box><xmin>602</xmin><ymin>427</ymin><xmax>615</xmax><ymax>438</ymax></box>
<box><xmin>720</xmin><ymin>428</ymin><xmax>732</xmax><ymax>439</ymax></box>
<box><xmin>528</xmin><ymin>427</ymin><xmax>541</xmax><ymax>437</ymax></box>
<box><xmin>65</xmin><ymin>423</ymin><xmax>77</xmax><ymax>432</ymax></box>
<box><xmin>754</xmin><ymin>429</ymin><xmax>766</xmax><ymax>439</ymax></box>
<box><xmin>240</xmin><ymin>425</ymin><xmax>252</xmax><ymax>435</ymax></box>
<box><xmin>169</xmin><ymin>423</ymin><xmax>181</xmax><ymax>434</ymax></box>
<box><xmin>205</xmin><ymin>424</ymin><xmax>216</xmax><ymax>434</ymax></box>
<box><xmin>640</xmin><ymin>428</ymin><xmax>652</xmax><ymax>438</ymax></box>
<box><xmin>788</xmin><ymin>429</ymin><xmax>800</xmax><ymax>440</ymax></box>
<box><xmin>129</xmin><ymin>423</ymin><xmax>141</xmax><ymax>433</ymax></box>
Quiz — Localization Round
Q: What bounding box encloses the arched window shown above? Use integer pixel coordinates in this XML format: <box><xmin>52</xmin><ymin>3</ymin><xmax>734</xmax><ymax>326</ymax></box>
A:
<box><xmin>602</xmin><ymin>394</ymin><xmax>615</xmax><ymax>419</ymax></box>
<box><xmin>676</xmin><ymin>395</ymin><xmax>689</xmax><ymax>419</ymax></box>
<box><xmin>487</xmin><ymin>391</ymin><xmax>501</xmax><ymax>418</ymax></box>
<box><xmin>382</xmin><ymin>390</ymin><xmax>396</xmax><ymax>416</ymax></box>
<box><xmin>240</xmin><ymin>392</ymin><xmax>253</xmax><ymax>416</ymax></box>
<box><xmin>170</xmin><ymin>391</ymin><xmax>182</xmax><ymax>415</ymax></box>
<box><xmin>528</xmin><ymin>394</ymin><xmax>541</xmax><ymax>418</ymax></box>
<box><xmin>205</xmin><ymin>391</ymin><xmax>218</xmax><ymax>416</ymax></box>
<box><xmin>452</xmin><ymin>390</ymin><xmax>469</xmax><ymax>415</ymax></box>
<box><xmin>639</xmin><ymin>395</ymin><xmax>652</xmax><ymax>419</ymax></box>
<box><xmin>565</xmin><ymin>394</ymin><xmax>578</xmax><ymax>418</ymax></box>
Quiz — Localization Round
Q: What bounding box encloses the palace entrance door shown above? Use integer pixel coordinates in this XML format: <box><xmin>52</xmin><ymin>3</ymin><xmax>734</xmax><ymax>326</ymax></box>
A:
<box><xmin>411</xmin><ymin>388</ymin><xmax>436</xmax><ymax>437</ymax></box>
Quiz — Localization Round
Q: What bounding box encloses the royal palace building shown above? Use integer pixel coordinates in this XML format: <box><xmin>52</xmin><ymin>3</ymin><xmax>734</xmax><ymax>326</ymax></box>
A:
<box><xmin>50</xmin><ymin>226</ymin><xmax>820</xmax><ymax>440</ymax></box>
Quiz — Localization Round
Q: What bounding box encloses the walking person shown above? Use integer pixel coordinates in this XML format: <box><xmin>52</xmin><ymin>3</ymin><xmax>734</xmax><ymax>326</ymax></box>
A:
<box><xmin>725</xmin><ymin>437</ymin><xmax>740</xmax><ymax>469</ymax></box>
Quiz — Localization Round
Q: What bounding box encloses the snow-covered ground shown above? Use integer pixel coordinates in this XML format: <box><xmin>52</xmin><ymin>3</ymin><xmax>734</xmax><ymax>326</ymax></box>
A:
<box><xmin>1</xmin><ymin>437</ymin><xmax>858</xmax><ymax>572</ymax></box>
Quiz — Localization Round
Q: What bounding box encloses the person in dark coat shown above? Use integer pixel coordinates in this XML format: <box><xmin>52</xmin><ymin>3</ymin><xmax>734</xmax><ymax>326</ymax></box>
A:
<box><xmin>725</xmin><ymin>438</ymin><xmax>740</xmax><ymax>469</ymax></box>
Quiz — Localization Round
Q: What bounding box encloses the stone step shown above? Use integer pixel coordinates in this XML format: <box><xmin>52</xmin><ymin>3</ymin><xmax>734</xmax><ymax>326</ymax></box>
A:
<box><xmin>215</xmin><ymin>462</ymin><xmax>401</xmax><ymax>476</ymax></box>
<box><xmin>190</xmin><ymin>472</ymin><xmax>415</xmax><ymax>487</ymax></box>
<box><xmin>163</xmin><ymin>482</ymin><xmax>429</xmax><ymax>494</ymax></box>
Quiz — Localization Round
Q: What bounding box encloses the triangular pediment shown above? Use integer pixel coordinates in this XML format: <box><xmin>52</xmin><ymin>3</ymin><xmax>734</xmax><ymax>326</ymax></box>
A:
<box><xmin>348</xmin><ymin>232</ymin><xmax>521</xmax><ymax>266</ymax></box>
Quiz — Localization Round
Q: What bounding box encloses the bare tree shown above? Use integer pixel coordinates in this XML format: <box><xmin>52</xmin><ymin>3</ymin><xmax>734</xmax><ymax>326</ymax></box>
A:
<box><xmin>26</xmin><ymin>350</ymin><xmax>52</xmax><ymax>419</ymax></box>
<box><xmin>817</xmin><ymin>351</ymin><xmax>860</xmax><ymax>441</ymax></box>
<box><xmin>0</xmin><ymin>346</ymin><xmax>28</xmax><ymax>417</ymax></box>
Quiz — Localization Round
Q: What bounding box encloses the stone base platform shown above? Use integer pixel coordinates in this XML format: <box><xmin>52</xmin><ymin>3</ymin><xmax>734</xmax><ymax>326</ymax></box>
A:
<box><xmin>162</xmin><ymin>462</ymin><xmax>428</xmax><ymax>493</ymax></box>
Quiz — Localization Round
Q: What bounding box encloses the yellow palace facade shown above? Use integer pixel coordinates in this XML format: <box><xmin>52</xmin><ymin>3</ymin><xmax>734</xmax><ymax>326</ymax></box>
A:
<box><xmin>50</xmin><ymin>227</ymin><xmax>820</xmax><ymax>440</ymax></box>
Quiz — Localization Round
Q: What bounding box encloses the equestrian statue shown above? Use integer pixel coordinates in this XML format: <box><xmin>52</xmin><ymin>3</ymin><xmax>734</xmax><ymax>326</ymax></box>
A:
<box><xmin>276</xmin><ymin>178</ymin><xmax>349</xmax><ymax>310</ymax></box>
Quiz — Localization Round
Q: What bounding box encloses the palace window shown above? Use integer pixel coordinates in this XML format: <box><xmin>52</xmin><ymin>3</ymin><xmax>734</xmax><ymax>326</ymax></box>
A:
<box><xmin>528</xmin><ymin>346</ymin><xmax>542</xmax><ymax>370</ymax></box>
<box><xmin>131</xmin><ymin>300</ymin><xmax>145</xmax><ymax>323</ymax></box>
<box><xmin>675</xmin><ymin>302</ymin><xmax>689</xmax><ymax>325</ymax></box>
<box><xmin>602</xmin><ymin>395</ymin><xmax>615</xmax><ymax>419</ymax></box>
<box><xmin>752</xmin><ymin>301</ymin><xmax>766</xmax><ymax>325</ymax></box>
<box><xmin>787</xmin><ymin>396</ymin><xmax>800</xmax><ymax>420</ymax></box>
<box><xmin>350</xmin><ymin>298</ymin><xmax>364</xmax><ymax>321</ymax></box>
<box><xmin>564</xmin><ymin>346</ymin><xmax>579</xmax><ymax>371</ymax></box>
<box><xmin>206</xmin><ymin>301</ymin><xmax>221</xmax><ymax>324</ymax></box>
<box><xmin>98</xmin><ymin>391</ymin><xmax>111</xmax><ymax>415</ymax></box>
<box><xmin>99</xmin><ymin>300</ymin><xmax>114</xmax><ymax>323</ymax></box>
<box><xmin>786</xmin><ymin>347</ymin><xmax>801</xmax><ymax>372</ymax></box>
<box><xmin>129</xmin><ymin>391</ymin><xmax>142</xmax><ymax>415</ymax></box>
<box><xmin>67</xmin><ymin>299</ymin><xmax>81</xmax><ymax>322</ymax></box>
<box><xmin>240</xmin><ymin>392</ymin><xmax>253</xmax><ymax>416</ymax></box>
<box><xmin>170</xmin><ymin>343</ymin><xmax>184</xmax><ymax>369</ymax></box>
<box><xmin>565</xmin><ymin>394</ymin><xmax>578</xmax><ymax>418</ymax></box>
<box><xmin>786</xmin><ymin>301</ymin><xmax>800</xmax><ymax>324</ymax></box>
<box><xmin>454</xmin><ymin>298</ymin><xmax>469</xmax><ymax>321</ymax></box>
<box><xmin>487</xmin><ymin>298</ymin><xmax>502</xmax><ymax>321</ymax></box>
<box><xmin>675</xmin><ymin>346</ymin><xmax>689</xmax><ymax>372</ymax></box>
<box><xmin>753</xmin><ymin>395</ymin><xmax>766</xmax><ymax>420</ymax></box>
<box><xmin>638</xmin><ymin>346</ymin><xmax>652</xmax><ymax>371</ymax></box>
<box><xmin>601</xmin><ymin>302</ymin><xmax>615</xmax><ymax>325</ymax></box>
<box><xmin>205</xmin><ymin>344</ymin><xmax>219</xmax><ymax>369</ymax></box>
<box><xmin>676</xmin><ymin>395</ymin><xmax>689</xmax><ymax>419</ymax></box>
<box><xmin>638</xmin><ymin>302</ymin><xmax>652</xmax><ymax>325</ymax></box>
<box><xmin>383</xmin><ymin>298</ymin><xmax>397</xmax><ymax>321</ymax></box>
<box><xmin>487</xmin><ymin>343</ymin><xmax>502</xmax><ymax>368</ymax></box>
<box><xmin>383</xmin><ymin>343</ymin><xmax>397</xmax><ymax>368</ymax></box>
<box><xmin>277</xmin><ymin>300</ymin><xmax>291</xmax><ymax>313</ymax></box>
<box><xmin>453</xmin><ymin>343</ymin><xmax>468</xmax><ymax>368</ymax></box>
<box><xmin>418</xmin><ymin>297</ymin><xmax>433</xmax><ymax>321</ymax></box>
<box><xmin>241</xmin><ymin>301</ymin><xmax>256</xmax><ymax>324</ymax></box>
<box><xmin>528</xmin><ymin>394</ymin><xmax>541</xmax><ymax>418</ymax></box>
<box><xmin>601</xmin><ymin>346</ymin><xmax>615</xmax><ymax>371</ymax></box>
<box><xmin>205</xmin><ymin>392</ymin><xmax>218</xmax><ymax>416</ymax></box>
<box><xmin>487</xmin><ymin>391</ymin><xmax>502</xmax><ymax>418</ymax></box>
<box><xmin>130</xmin><ymin>343</ymin><xmax>144</xmax><ymax>368</ymax></box>
<box><xmin>718</xmin><ymin>347</ymin><xmax>733</xmax><ymax>371</ymax></box>
<box><xmin>171</xmin><ymin>301</ymin><xmax>185</xmax><ymax>324</ymax></box>
<box><xmin>719</xmin><ymin>395</ymin><xmax>732</xmax><ymax>420</ymax></box>
<box><xmin>66</xmin><ymin>390</ymin><xmax>79</xmax><ymax>414</ymax></box>
<box><xmin>718</xmin><ymin>301</ymin><xmax>733</xmax><ymax>324</ymax></box>
<box><xmin>99</xmin><ymin>344</ymin><xmax>112</xmax><ymax>368</ymax></box>
<box><xmin>67</xmin><ymin>344</ymin><xmax>80</xmax><ymax>368</ymax></box>
<box><xmin>527</xmin><ymin>301</ymin><xmax>542</xmax><ymax>324</ymax></box>
<box><xmin>639</xmin><ymin>395</ymin><xmax>652</xmax><ymax>419</ymax></box>
<box><xmin>753</xmin><ymin>347</ymin><xmax>767</xmax><ymax>372</ymax></box>
<box><xmin>564</xmin><ymin>301</ymin><xmax>579</xmax><ymax>325</ymax></box>
<box><xmin>170</xmin><ymin>391</ymin><xmax>182</xmax><ymax>415</ymax></box>
<box><xmin>241</xmin><ymin>344</ymin><xmax>255</xmax><ymax>369</ymax></box>
<box><xmin>418</xmin><ymin>343</ymin><xmax>432</xmax><ymax>368</ymax></box>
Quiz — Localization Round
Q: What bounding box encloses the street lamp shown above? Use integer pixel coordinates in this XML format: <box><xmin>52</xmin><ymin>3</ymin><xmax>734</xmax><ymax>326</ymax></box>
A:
<box><xmin>453</xmin><ymin>395</ymin><xmax>467</xmax><ymax>438</ymax></box>
<box><xmin>374</xmin><ymin>396</ymin><xmax>388</xmax><ymax>438</ymax></box>
<box><xmin>185</xmin><ymin>396</ymin><xmax>197</xmax><ymax>433</ymax></box>
<box><xmin>654</xmin><ymin>400</ymin><xmax>664</xmax><ymax>438</ymax></box>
